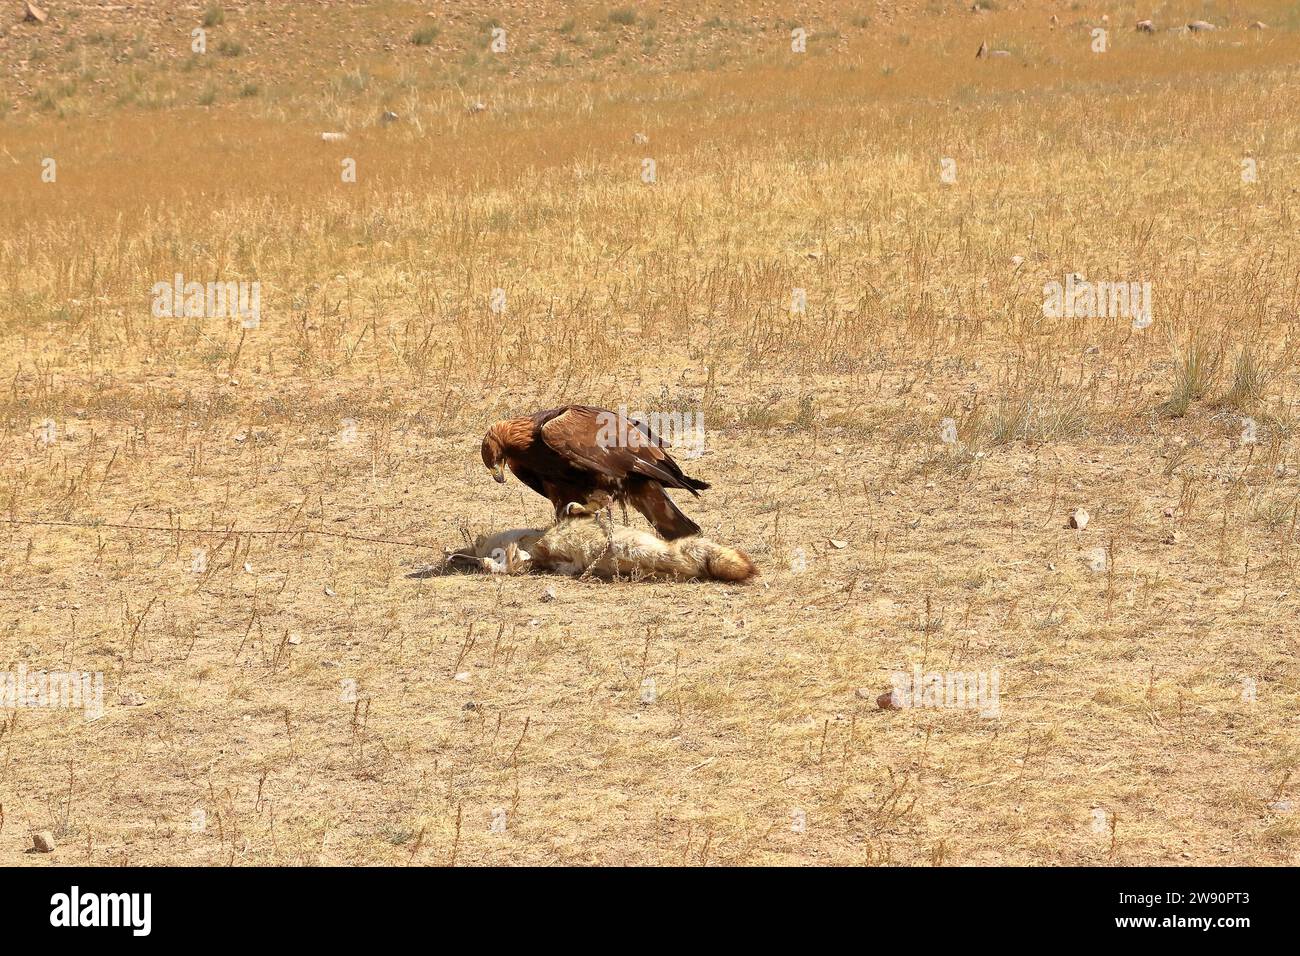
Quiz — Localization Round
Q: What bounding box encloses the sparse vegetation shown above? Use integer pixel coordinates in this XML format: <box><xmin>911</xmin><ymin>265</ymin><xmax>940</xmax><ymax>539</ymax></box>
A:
<box><xmin>1161</xmin><ymin>344</ymin><xmax>1221</xmax><ymax>418</ymax></box>
<box><xmin>0</xmin><ymin>0</ymin><xmax>1297</xmax><ymax>869</ymax></box>
<box><xmin>1220</xmin><ymin>347</ymin><xmax>1272</xmax><ymax>411</ymax></box>
<box><xmin>411</xmin><ymin>25</ymin><xmax>440</xmax><ymax>46</ymax></box>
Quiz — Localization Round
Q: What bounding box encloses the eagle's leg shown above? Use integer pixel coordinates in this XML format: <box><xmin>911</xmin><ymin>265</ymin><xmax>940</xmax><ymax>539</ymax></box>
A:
<box><xmin>619</xmin><ymin>498</ymin><xmax>629</xmax><ymax>526</ymax></box>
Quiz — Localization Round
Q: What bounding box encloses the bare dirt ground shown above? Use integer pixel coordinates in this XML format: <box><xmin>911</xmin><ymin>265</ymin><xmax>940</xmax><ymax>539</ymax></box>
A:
<box><xmin>2</xmin><ymin>0</ymin><xmax>1299</xmax><ymax>865</ymax></box>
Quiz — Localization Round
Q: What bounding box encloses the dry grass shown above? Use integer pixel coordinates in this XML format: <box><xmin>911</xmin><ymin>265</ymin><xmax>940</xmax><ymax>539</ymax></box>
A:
<box><xmin>1</xmin><ymin>0</ymin><xmax>1299</xmax><ymax>865</ymax></box>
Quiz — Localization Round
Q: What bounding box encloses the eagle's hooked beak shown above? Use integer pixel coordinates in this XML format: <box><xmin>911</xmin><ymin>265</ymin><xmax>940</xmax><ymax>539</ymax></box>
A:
<box><xmin>490</xmin><ymin>463</ymin><xmax>507</xmax><ymax>483</ymax></box>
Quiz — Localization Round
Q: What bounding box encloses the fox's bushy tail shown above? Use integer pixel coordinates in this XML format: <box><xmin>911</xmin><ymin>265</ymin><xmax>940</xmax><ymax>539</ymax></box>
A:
<box><xmin>671</xmin><ymin>537</ymin><xmax>758</xmax><ymax>582</ymax></box>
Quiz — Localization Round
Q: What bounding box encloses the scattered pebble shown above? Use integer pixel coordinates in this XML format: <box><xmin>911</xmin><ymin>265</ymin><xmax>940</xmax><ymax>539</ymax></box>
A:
<box><xmin>32</xmin><ymin>831</ymin><xmax>55</xmax><ymax>853</ymax></box>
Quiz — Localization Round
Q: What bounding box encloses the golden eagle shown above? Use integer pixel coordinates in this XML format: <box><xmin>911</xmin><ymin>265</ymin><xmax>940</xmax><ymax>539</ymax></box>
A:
<box><xmin>481</xmin><ymin>405</ymin><xmax>709</xmax><ymax>539</ymax></box>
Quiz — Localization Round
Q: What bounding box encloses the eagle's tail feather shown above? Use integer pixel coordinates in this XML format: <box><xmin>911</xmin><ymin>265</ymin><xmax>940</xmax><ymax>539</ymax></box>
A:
<box><xmin>629</xmin><ymin>484</ymin><xmax>700</xmax><ymax>540</ymax></box>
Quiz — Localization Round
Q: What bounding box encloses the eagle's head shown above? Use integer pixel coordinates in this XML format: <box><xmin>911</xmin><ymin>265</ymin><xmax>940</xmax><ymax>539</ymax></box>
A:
<box><xmin>481</xmin><ymin>427</ymin><xmax>509</xmax><ymax>483</ymax></box>
<box><xmin>482</xmin><ymin>419</ymin><xmax>532</xmax><ymax>483</ymax></box>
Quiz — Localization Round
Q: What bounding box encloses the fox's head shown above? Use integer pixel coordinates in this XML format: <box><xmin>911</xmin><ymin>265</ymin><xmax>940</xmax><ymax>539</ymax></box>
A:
<box><xmin>472</xmin><ymin>527</ymin><xmax>545</xmax><ymax>573</ymax></box>
<box><xmin>482</xmin><ymin>541</ymin><xmax>531</xmax><ymax>574</ymax></box>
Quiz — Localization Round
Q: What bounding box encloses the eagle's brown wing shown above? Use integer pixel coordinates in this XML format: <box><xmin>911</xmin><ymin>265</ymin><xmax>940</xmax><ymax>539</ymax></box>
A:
<box><xmin>538</xmin><ymin>406</ymin><xmax>704</xmax><ymax>494</ymax></box>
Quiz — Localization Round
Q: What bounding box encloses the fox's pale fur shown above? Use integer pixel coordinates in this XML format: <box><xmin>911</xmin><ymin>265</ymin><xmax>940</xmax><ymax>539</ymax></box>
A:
<box><xmin>449</xmin><ymin>505</ymin><xmax>757</xmax><ymax>582</ymax></box>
